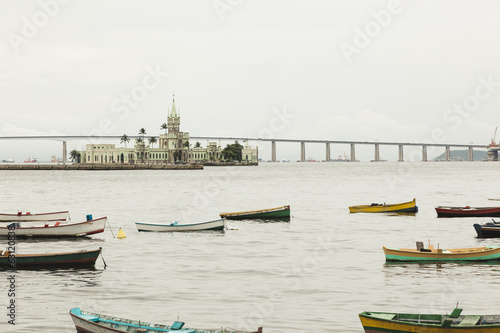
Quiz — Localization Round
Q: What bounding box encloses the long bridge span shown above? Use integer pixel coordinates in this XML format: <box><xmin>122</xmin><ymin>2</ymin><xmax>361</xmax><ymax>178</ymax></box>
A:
<box><xmin>0</xmin><ymin>135</ymin><xmax>487</xmax><ymax>163</ymax></box>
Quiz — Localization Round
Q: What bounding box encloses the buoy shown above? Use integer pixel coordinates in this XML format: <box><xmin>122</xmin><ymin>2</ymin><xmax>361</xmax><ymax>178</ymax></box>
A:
<box><xmin>117</xmin><ymin>228</ymin><xmax>127</xmax><ymax>239</ymax></box>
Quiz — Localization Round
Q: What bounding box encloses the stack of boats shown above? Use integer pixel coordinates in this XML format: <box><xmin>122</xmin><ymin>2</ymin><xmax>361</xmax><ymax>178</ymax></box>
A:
<box><xmin>0</xmin><ymin>210</ymin><xmax>106</xmax><ymax>269</ymax></box>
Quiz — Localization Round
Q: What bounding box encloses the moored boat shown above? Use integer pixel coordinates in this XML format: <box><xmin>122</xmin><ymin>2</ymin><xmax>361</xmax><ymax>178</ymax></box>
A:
<box><xmin>359</xmin><ymin>308</ymin><xmax>500</xmax><ymax>332</ymax></box>
<box><xmin>436</xmin><ymin>206</ymin><xmax>500</xmax><ymax>217</ymax></box>
<box><xmin>136</xmin><ymin>218</ymin><xmax>226</xmax><ymax>232</ymax></box>
<box><xmin>0</xmin><ymin>217</ymin><xmax>106</xmax><ymax>237</ymax></box>
<box><xmin>0</xmin><ymin>248</ymin><xmax>101</xmax><ymax>269</ymax></box>
<box><xmin>0</xmin><ymin>211</ymin><xmax>69</xmax><ymax>222</ymax></box>
<box><xmin>220</xmin><ymin>205</ymin><xmax>290</xmax><ymax>220</ymax></box>
<box><xmin>70</xmin><ymin>307</ymin><xmax>263</xmax><ymax>333</ymax></box>
<box><xmin>383</xmin><ymin>242</ymin><xmax>500</xmax><ymax>262</ymax></box>
<box><xmin>474</xmin><ymin>219</ymin><xmax>500</xmax><ymax>238</ymax></box>
<box><xmin>349</xmin><ymin>198</ymin><xmax>417</xmax><ymax>213</ymax></box>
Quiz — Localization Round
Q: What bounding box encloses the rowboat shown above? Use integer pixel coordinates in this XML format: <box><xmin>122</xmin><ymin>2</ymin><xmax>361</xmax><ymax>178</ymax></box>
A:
<box><xmin>219</xmin><ymin>205</ymin><xmax>290</xmax><ymax>220</ymax></box>
<box><xmin>349</xmin><ymin>198</ymin><xmax>417</xmax><ymax>213</ymax></box>
<box><xmin>0</xmin><ymin>248</ymin><xmax>101</xmax><ymax>269</ymax></box>
<box><xmin>0</xmin><ymin>217</ymin><xmax>106</xmax><ymax>237</ymax></box>
<box><xmin>135</xmin><ymin>219</ymin><xmax>226</xmax><ymax>232</ymax></box>
<box><xmin>474</xmin><ymin>220</ymin><xmax>500</xmax><ymax>238</ymax></box>
<box><xmin>383</xmin><ymin>242</ymin><xmax>500</xmax><ymax>262</ymax></box>
<box><xmin>436</xmin><ymin>206</ymin><xmax>500</xmax><ymax>217</ymax></box>
<box><xmin>70</xmin><ymin>308</ymin><xmax>263</xmax><ymax>333</ymax></box>
<box><xmin>359</xmin><ymin>308</ymin><xmax>500</xmax><ymax>332</ymax></box>
<box><xmin>0</xmin><ymin>211</ymin><xmax>69</xmax><ymax>222</ymax></box>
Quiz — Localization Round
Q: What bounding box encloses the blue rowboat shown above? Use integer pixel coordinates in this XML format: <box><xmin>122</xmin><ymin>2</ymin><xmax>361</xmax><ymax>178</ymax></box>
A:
<box><xmin>70</xmin><ymin>308</ymin><xmax>263</xmax><ymax>333</ymax></box>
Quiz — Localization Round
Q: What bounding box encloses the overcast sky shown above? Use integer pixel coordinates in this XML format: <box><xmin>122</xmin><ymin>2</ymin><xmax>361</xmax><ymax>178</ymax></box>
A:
<box><xmin>1</xmin><ymin>0</ymin><xmax>499</xmax><ymax>161</ymax></box>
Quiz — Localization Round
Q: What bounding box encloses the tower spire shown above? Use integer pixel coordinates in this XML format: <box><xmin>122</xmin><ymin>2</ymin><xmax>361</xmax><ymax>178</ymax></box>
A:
<box><xmin>171</xmin><ymin>94</ymin><xmax>178</xmax><ymax>117</ymax></box>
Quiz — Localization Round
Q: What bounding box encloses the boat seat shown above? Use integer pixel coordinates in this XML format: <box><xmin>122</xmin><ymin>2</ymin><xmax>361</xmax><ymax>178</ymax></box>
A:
<box><xmin>55</xmin><ymin>222</ymin><xmax>60</xmax><ymax>226</ymax></box>
<box><xmin>171</xmin><ymin>321</ymin><xmax>185</xmax><ymax>330</ymax></box>
<box><xmin>459</xmin><ymin>315</ymin><xmax>481</xmax><ymax>326</ymax></box>
<box><xmin>78</xmin><ymin>314</ymin><xmax>99</xmax><ymax>322</ymax></box>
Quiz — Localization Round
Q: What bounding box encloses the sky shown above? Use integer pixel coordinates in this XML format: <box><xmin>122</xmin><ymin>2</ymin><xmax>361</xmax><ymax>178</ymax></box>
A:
<box><xmin>1</xmin><ymin>0</ymin><xmax>499</xmax><ymax>161</ymax></box>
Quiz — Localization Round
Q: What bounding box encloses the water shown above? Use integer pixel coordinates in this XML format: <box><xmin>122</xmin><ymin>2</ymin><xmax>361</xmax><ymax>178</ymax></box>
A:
<box><xmin>1</xmin><ymin>162</ymin><xmax>500</xmax><ymax>333</ymax></box>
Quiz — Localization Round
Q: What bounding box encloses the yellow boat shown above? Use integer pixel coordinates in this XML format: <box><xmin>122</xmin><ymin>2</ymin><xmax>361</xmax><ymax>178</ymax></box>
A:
<box><xmin>383</xmin><ymin>243</ymin><xmax>500</xmax><ymax>262</ymax></box>
<box><xmin>349</xmin><ymin>198</ymin><xmax>417</xmax><ymax>213</ymax></box>
<box><xmin>359</xmin><ymin>308</ymin><xmax>500</xmax><ymax>332</ymax></box>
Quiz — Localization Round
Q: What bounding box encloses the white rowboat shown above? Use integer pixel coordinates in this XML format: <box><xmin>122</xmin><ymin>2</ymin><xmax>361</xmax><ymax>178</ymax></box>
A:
<box><xmin>136</xmin><ymin>219</ymin><xmax>226</xmax><ymax>232</ymax></box>
<box><xmin>0</xmin><ymin>211</ymin><xmax>69</xmax><ymax>222</ymax></box>
<box><xmin>1</xmin><ymin>217</ymin><xmax>106</xmax><ymax>237</ymax></box>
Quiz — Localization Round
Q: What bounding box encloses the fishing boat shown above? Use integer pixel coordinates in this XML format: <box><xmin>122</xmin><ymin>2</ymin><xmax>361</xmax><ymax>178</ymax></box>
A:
<box><xmin>0</xmin><ymin>248</ymin><xmax>101</xmax><ymax>269</ymax></box>
<box><xmin>0</xmin><ymin>217</ymin><xmax>106</xmax><ymax>237</ymax></box>
<box><xmin>1</xmin><ymin>157</ymin><xmax>14</xmax><ymax>163</ymax></box>
<box><xmin>383</xmin><ymin>242</ymin><xmax>500</xmax><ymax>262</ymax></box>
<box><xmin>359</xmin><ymin>307</ymin><xmax>500</xmax><ymax>332</ymax></box>
<box><xmin>436</xmin><ymin>206</ymin><xmax>500</xmax><ymax>217</ymax></box>
<box><xmin>0</xmin><ymin>211</ymin><xmax>69</xmax><ymax>222</ymax></box>
<box><xmin>70</xmin><ymin>308</ymin><xmax>263</xmax><ymax>333</ymax></box>
<box><xmin>220</xmin><ymin>205</ymin><xmax>290</xmax><ymax>220</ymax></box>
<box><xmin>349</xmin><ymin>198</ymin><xmax>417</xmax><ymax>213</ymax></box>
<box><xmin>474</xmin><ymin>220</ymin><xmax>500</xmax><ymax>238</ymax></box>
<box><xmin>135</xmin><ymin>219</ymin><xmax>226</xmax><ymax>232</ymax></box>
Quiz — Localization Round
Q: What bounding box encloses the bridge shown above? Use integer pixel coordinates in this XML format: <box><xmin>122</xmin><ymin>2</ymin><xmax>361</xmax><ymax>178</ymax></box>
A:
<box><xmin>0</xmin><ymin>135</ymin><xmax>488</xmax><ymax>163</ymax></box>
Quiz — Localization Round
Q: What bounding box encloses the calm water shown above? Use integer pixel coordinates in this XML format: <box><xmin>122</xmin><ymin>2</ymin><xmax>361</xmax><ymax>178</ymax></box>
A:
<box><xmin>2</xmin><ymin>162</ymin><xmax>500</xmax><ymax>333</ymax></box>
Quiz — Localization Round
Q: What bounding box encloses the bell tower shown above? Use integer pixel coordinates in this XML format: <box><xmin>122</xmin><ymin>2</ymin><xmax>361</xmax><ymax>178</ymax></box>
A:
<box><xmin>167</xmin><ymin>95</ymin><xmax>180</xmax><ymax>134</ymax></box>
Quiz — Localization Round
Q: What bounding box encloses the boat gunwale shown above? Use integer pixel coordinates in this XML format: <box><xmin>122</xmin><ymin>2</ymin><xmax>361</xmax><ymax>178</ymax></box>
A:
<box><xmin>220</xmin><ymin>205</ymin><xmax>290</xmax><ymax>217</ymax></box>
<box><xmin>0</xmin><ymin>210</ymin><xmax>69</xmax><ymax>217</ymax></box>
<box><xmin>135</xmin><ymin>218</ymin><xmax>225</xmax><ymax>227</ymax></box>
<box><xmin>0</xmin><ymin>217</ymin><xmax>107</xmax><ymax>230</ymax></box>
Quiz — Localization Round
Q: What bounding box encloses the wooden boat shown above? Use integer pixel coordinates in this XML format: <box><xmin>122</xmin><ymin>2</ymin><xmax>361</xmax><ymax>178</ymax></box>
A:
<box><xmin>0</xmin><ymin>217</ymin><xmax>106</xmax><ymax>237</ymax></box>
<box><xmin>383</xmin><ymin>242</ymin><xmax>500</xmax><ymax>262</ymax></box>
<box><xmin>70</xmin><ymin>307</ymin><xmax>263</xmax><ymax>333</ymax></box>
<box><xmin>349</xmin><ymin>198</ymin><xmax>417</xmax><ymax>213</ymax></box>
<box><xmin>135</xmin><ymin>219</ymin><xmax>226</xmax><ymax>232</ymax></box>
<box><xmin>359</xmin><ymin>307</ymin><xmax>500</xmax><ymax>332</ymax></box>
<box><xmin>436</xmin><ymin>206</ymin><xmax>500</xmax><ymax>217</ymax></box>
<box><xmin>0</xmin><ymin>211</ymin><xmax>69</xmax><ymax>222</ymax></box>
<box><xmin>220</xmin><ymin>205</ymin><xmax>290</xmax><ymax>220</ymax></box>
<box><xmin>474</xmin><ymin>220</ymin><xmax>500</xmax><ymax>238</ymax></box>
<box><xmin>0</xmin><ymin>248</ymin><xmax>101</xmax><ymax>269</ymax></box>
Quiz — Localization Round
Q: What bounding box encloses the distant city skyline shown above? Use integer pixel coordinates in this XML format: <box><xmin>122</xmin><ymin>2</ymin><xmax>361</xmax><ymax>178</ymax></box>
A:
<box><xmin>1</xmin><ymin>0</ymin><xmax>499</xmax><ymax>161</ymax></box>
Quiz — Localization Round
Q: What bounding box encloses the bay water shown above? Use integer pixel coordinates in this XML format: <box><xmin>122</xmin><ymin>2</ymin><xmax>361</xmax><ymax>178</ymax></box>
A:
<box><xmin>1</xmin><ymin>162</ymin><xmax>500</xmax><ymax>332</ymax></box>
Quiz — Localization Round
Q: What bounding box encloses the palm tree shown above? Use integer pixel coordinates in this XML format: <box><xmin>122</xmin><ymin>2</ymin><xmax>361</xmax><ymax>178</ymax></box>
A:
<box><xmin>194</xmin><ymin>141</ymin><xmax>201</xmax><ymax>148</ymax></box>
<box><xmin>138</xmin><ymin>128</ymin><xmax>146</xmax><ymax>140</ymax></box>
<box><xmin>120</xmin><ymin>134</ymin><xmax>130</xmax><ymax>148</ymax></box>
<box><xmin>161</xmin><ymin>122</ymin><xmax>167</xmax><ymax>134</ymax></box>
<box><xmin>148</xmin><ymin>137</ymin><xmax>157</xmax><ymax>148</ymax></box>
<box><xmin>69</xmin><ymin>150</ymin><xmax>81</xmax><ymax>163</ymax></box>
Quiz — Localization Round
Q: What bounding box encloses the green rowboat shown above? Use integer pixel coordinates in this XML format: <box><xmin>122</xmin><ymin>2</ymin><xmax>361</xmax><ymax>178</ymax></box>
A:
<box><xmin>220</xmin><ymin>205</ymin><xmax>290</xmax><ymax>220</ymax></box>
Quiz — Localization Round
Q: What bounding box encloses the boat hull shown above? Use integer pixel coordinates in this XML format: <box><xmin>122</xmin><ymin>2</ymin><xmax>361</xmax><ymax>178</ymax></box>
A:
<box><xmin>349</xmin><ymin>199</ymin><xmax>417</xmax><ymax>213</ymax></box>
<box><xmin>0</xmin><ymin>217</ymin><xmax>106</xmax><ymax>237</ymax></box>
<box><xmin>474</xmin><ymin>223</ymin><xmax>500</xmax><ymax>238</ymax></box>
<box><xmin>383</xmin><ymin>246</ymin><xmax>500</xmax><ymax>262</ymax></box>
<box><xmin>0</xmin><ymin>211</ymin><xmax>69</xmax><ymax>222</ymax></box>
<box><xmin>136</xmin><ymin>219</ymin><xmax>226</xmax><ymax>232</ymax></box>
<box><xmin>436</xmin><ymin>206</ymin><xmax>500</xmax><ymax>217</ymax></box>
<box><xmin>0</xmin><ymin>249</ymin><xmax>101</xmax><ymax>269</ymax></box>
<box><xmin>360</xmin><ymin>311</ymin><xmax>500</xmax><ymax>332</ymax></box>
<box><xmin>220</xmin><ymin>205</ymin><xmax>290</xmax><ymax>220</ymax></box>
<box><xmin>70</xmin><ymin>308</ymin><xmax>263</xmax><ymax>333</ymax></box>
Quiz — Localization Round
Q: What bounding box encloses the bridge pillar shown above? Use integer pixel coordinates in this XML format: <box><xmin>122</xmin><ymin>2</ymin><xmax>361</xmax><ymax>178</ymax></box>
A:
<box><xmin>422</xmin><ymin>145</ymin><xmax>427</xmax><ymax>162</ymax></box>
<box><xmin>350</xmin><ymin>143</ymin><xmax>356</xmax><ymax>161</ymax></box>
<box><xmin>326</xmin><ymin>143</ymin><xmax>331</xmax><ymax>161</ymax></box>
<box><xmin>445</xmin><ymin>146</ymin><xmax>450</xmax><ymax>161</ymax></box>
<box><xmin>300</xmin><ymin>142</ymin><xmax>305</xmax><ymax>162</ymax></box>
<box><xmin>374</xmin><ymin>143</ymin><xmax>380</xmax><ymax>162</ymax></box>
<box><xmin>398</xmin><ymin>144</ymin><xmax>404</xmax><ymax>162</ymax></box>
<box><xmin>63</xmin><ymin>141</ymin><xmax>67</xmax><ymax>164</ymax></box>
<box><xmin>271</xmin><ymin>140</ymin><xmax>276</xmax><ymax>162</ymax></box>
<box><xmin>468</xmin><ymin>146</ymin><xmax>474</xmax><ymax>161</ymax></box>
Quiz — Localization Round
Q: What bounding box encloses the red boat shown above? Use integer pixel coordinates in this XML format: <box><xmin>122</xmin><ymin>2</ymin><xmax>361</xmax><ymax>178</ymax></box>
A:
<box><xmin>436</xmin><ymin>206</ymin><xmax>500</xmax><ymax>217</ymax></box>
